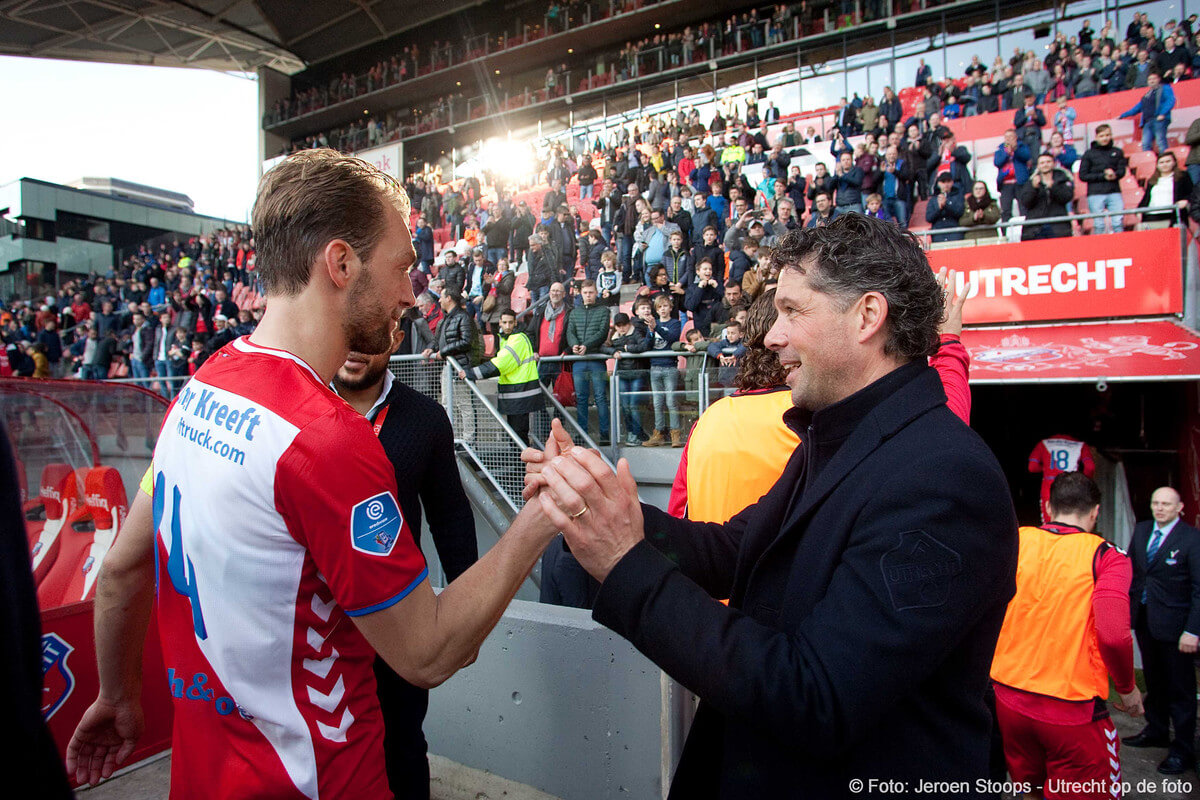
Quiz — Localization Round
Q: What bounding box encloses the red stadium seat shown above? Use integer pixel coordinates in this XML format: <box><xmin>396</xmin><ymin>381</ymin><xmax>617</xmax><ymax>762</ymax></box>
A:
<box><xmin>36</xmin><ymin>499</ymin><xmax>95</xmax><ymax>608</ymax></box>
<box><xmin>30</xmin><ymin>463</ymin><xmax>80</xmax><ymax>584</ymax></box>
<box><xmin>1129</xmin><ymin>150</ymin><xmax>1159</xmax><ymax>180</ymax></box>
<box><xmin>57</xmin><ymin>467</ymin><xmax>129</xmax><ymax>605</ymax></box>
<box><xmin>37</xmin><ymin>467</ymin><xmax>129</xmax><ymax>608</ymax></box>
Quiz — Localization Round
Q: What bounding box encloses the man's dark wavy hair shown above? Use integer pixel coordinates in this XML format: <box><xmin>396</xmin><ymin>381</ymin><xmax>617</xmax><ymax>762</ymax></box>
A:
<box><xmin>1049</xmin><ymin>471</ymin><xmax>1102</xmax><ymax>517</ymax></box>
<box><xmin>733</xmin><ymin>289</ymin><xmax>787</xmax><ymax>391</ymax></box>
<box><xmin>769</xmin><ymin>214</ymin><xmax>942</xmax><ymax>360</ymax></box>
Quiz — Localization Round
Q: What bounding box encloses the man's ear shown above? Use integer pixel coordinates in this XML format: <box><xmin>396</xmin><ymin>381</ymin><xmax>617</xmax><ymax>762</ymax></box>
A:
<box><xmin>322</xmin><ymin>239</ymin><xmax>356</xmax><ymax>290</ymax></box>
<box><xmin>856</xmin><ymin>291</ymin><xmax>889</xmax><ymax>345</ymax></box>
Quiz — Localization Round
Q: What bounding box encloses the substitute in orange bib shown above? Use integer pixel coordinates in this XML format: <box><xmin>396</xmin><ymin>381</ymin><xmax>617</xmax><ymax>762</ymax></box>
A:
<box><xmin>991</xmin><ymin>472</ymin><xmax>1142</xmax><ymax>800</ymax></box>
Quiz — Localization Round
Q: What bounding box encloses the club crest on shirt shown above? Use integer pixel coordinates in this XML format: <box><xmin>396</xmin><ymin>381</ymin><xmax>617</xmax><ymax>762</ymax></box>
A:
<box><xmin>351</xmin><ymin>492</ymin><xmax>404</xmax><ymax>556</ymax></box>
<box><xmin>880</xmin><ymin>530</ymin><xmax>962</xmax><ymax>611</ymax></box>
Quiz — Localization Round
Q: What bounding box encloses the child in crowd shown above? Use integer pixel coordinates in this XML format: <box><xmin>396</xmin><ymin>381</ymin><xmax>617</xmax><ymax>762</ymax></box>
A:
<box><xmin>684</xmin><ymin>259</ymin><xmax>725</xmax><ymax>334</ymax></box>
<box><xmin>462</xmin><ymin>212</ymin><xmax>481</xmax><ymax>248</ymax></box>
<box><xmin>674</xmin><ymin>328</ymin><xmax>709</xmax><ymax>397</ymax></box>
<box><xmin>864</xmin><ymin>193</ymin><xmax>892</xmax><ymax>222</ymax></box>
<box><xmin>646</xmin><ymin>294</ymin><xmax>684</xmax><ymax>447</ymax></box>
<box><xmin>741</xmin><ymin>251</ymin><xmax>775</xmax><ymax>302</ymax></box>
<box><xmin>597</xmin><ymin>250</ymin><xmax>622</xmax><ymax>307</ymax></box>
<box><xmin>662</xmin><ymin>230</ymin><xmax>693</xmax><ymax>295</ymax></box>
<box><xmin>728</xmin><ymin>237</ymin><xmax>758</xmax><ymax>285</ymax></box>
<box><xmin>691</xmin><ymin>225</ymin><xmax>725</xmax><ymax>283</ymax></box>
<box><xmin>706</xmin><ymin>319</ymin><xmax>745</xmax><ymax>386</ymax></box>
<box><xmin>605</xmin><ymin>311</ymin><xmax>652</xmax><ymax>446</ymax></box>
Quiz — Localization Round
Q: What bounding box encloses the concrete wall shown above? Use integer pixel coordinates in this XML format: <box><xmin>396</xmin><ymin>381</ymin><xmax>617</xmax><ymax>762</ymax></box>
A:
<box><xmin>425</xmin><ymin>599</ymin><xmax>665</xmax><ymax>800</ymax></box>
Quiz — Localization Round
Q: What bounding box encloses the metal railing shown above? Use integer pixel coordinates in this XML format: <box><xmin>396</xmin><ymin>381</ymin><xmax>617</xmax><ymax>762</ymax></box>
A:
<box><xmin>387</xmin><ymin>354</ymin><xmax>533</xmax><ymax>515</ymax></box>
<box><xmin>914</xmin><ymin>204</ymin><xmax>1185</xmax><ymax>247</ymax></box>
<box><xmin>385</xmin><ymin>349</ymin><xmax>718</xmax><ymax>508</ymax></box>
<box><xmin>537</xmin><ymin>350</ymin><xmax>720</xmax><ymax>461</ymax></box>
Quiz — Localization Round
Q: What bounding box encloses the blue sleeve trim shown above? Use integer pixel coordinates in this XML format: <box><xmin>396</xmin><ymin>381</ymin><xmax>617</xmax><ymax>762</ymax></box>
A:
<box><xmin>345</xmin><ymin>567</ymin><xmax>429</xmax><ymax>617</ymax></box>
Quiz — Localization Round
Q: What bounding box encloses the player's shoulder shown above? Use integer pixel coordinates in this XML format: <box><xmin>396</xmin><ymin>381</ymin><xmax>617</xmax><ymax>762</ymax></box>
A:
<box><xmin>201</xmin><ymin>337</ymin><xmax>369</xmax><ymax>438</ymax></box>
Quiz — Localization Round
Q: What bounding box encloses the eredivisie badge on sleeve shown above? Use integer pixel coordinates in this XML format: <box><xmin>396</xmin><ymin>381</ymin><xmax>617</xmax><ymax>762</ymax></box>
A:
<box><xmin>350</xmin><ymin>492</ymin><xmax>404</xmax><ymax>556</ymax></box>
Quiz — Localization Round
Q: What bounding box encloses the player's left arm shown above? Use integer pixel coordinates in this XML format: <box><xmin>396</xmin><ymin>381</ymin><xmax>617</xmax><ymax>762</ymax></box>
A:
<box><xmin>67</xmin><ymin>478</ymin><xmax>155</xmax><ymax>786</ymax></box>
<box><xmin>931</xmin><ymin>267</ymin><xmax>971</xmax><ymax>424</ymax></box>
<box><xmin>1080</xmin><ymin>442</ymin><xmax>1096</xmax><ymax>478</ymax></box>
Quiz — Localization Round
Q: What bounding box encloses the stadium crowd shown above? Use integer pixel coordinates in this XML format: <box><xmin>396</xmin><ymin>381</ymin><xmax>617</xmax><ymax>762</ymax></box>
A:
<box><xmin>1</xmin><ymin>227</ymin><xmax>259</xmax><ymax>390</ymax></box>
<box><xmin>278</xmin><ymin>6</ymin><xmax>1200</xmax><ymax>159</ymax></box>
<box><xmin>264</xmin><ymin>0</ymin><xmax>906</xmax><ymax>137</ymax></box>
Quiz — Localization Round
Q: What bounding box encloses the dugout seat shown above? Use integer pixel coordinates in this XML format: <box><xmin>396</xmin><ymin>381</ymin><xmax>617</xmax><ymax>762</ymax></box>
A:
<box><xmin>37</xmin><ymin>467</ymin><xmax>127</xmax><ymax>608</ymax></box>
<box><xmin>58</xmin><ymin>467</ymin><xmax>129</xmax><ymax>605</ymax></box>
<box><xmin>29</xmin><ymin>463</ymin><xmax>81</xmax><ymax>584</ymax></box>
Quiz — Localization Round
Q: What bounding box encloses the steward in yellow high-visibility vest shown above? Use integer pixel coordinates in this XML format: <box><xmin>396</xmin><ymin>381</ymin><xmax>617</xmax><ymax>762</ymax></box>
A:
<box><xmin>462</xmin><ymin>309</ymin><xmax>542</xmax><ymax>443</ymax></box>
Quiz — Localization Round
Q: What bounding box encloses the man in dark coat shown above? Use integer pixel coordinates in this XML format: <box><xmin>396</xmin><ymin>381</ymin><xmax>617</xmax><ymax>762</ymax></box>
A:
<box><xmin>525</xmin><ymin>214</ymin><xmax>1018</xmax><ymax>799</ymax></box>
<box><xmin>1019</xmin><ymin>153</ymin><xmax>1075</xmax><ymax>240</ymax></box>
<box><xmin>0</xmin><ymin>422</ymin><xmax>73</xmax><ymax>797</ymax></box>
<box><xmin>332</xmin><ymin>324</ymin><xmax>478</xmax><ymax>799</ymax></box>
<box><xmin>1125</xmin><ymin>486</ymin><xmax>1200</xmax><ymax>775</ymax></box>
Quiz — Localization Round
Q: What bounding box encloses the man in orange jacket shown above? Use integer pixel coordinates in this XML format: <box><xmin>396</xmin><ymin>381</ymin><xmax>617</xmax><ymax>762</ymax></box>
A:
<box><xmin>991</xmin><ymin>472</ymin><xmax>1143</xmax><ymax>799</ymax></box>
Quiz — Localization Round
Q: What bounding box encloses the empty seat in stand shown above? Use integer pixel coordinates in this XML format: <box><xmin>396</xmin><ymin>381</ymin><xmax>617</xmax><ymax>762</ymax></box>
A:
<box><xmin>37</xmin><ymin>467</ymin><xmax>126</xmax><ymax>608</ymax></box>
<box><xmin>30</xmin><ymin>463</ymin><xmax>80</xmax><ymax>583</ymax></box>
<box><xmin>56</xmin><ymin>466</ymin><xmax>129</xmax><ymax>605</ymax></box>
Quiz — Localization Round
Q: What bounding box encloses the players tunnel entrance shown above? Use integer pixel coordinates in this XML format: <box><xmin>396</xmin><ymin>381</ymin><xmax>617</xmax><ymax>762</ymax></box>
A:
<box><xmin>970</xmin><ymin>380</ymin><xmax>1199</xmax><ymax>549</ymax></box>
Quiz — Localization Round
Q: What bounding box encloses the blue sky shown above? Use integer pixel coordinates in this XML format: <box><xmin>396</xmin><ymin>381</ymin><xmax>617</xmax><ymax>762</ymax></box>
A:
<box><xmin>0</xmin><ymin>56</ymin><xmax>258</xmax><ymax>222</ymax></box>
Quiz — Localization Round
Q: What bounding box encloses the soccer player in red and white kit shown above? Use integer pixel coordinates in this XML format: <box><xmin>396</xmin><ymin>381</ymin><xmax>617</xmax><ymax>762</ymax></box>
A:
<box><xmin>1029</xmin><ymin>434</ymin><xmax>1095</xmax><ymax>524</ymax></box>
<box><xmin>66</xmin><ymin>150</ymin><xmax>559</xmax><ymax>799</ymax></box>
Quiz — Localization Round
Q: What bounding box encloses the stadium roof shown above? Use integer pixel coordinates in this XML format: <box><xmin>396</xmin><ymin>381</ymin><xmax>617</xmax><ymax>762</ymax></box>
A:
<box><xmin>0</xmin><ymin>0</ymin><xmax>482</xmax><ymax>75</ymax></box>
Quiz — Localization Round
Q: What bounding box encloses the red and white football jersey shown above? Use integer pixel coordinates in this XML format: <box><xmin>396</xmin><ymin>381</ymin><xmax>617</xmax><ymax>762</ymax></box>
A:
<box><xmin>1028</xmin><ymin>435</ymin><xmax>1096</xmax><ymax>483</ymax></box>
<box><xmin>151</xmin><ymin>336</ymin><xmax>427</xmax><ymax>800</ymax></box>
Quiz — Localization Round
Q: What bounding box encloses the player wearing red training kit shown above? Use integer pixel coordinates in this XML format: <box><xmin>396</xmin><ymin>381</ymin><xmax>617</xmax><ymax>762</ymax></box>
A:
<box><xmin>68</xmin><ymin>150</ymin><xmax>557</xmax><ymax>797</ymax></box>
<box><xmin>1029</xmin><ymin>434</ymin><xmax>1095</xmax><ymax>524</ymax></box>
<box><xmin>991</xmin><ymin>473</ymin><xmax>1142</xmax><ymax>800</ymax></box>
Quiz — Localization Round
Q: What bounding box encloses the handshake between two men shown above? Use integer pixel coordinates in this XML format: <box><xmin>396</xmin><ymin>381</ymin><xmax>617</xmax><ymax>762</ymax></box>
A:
<box><xmin>522</xmin><ymin>419</ymin><xmax>643</xmax><ymax>584</ymax></box>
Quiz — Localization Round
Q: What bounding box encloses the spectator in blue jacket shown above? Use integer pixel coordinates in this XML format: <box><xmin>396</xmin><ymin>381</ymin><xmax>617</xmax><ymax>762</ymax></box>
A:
<box><xmin>994</xmin><ymin>129</ymin><xmax>1033</xmax><ymax>222</ymax></box>
<box><xmin>706</xmin><ymin>320</ymin><xmax>746</xmax><ymax>386</ymax></box>
<box><xmin>1045</xmin><ymin>131</ymin><xmax>1078</xmax><ymax>171</ymax></box>
<box><xmin>834</xmin><ymin>152</ymin><xmax>864</xmax><ymax>214</ymax></box>
<box><xmin>806</xmin><ymin>191</ymin><xmax>840</xmax><ymax>228</ymax></box>
<box><xmin>413</xmin><ymin>213</ymin><xmax>435</xmax><ymax>271</ymax></box>
<box><xmin>147</xmin><ymin>277</ymin><xmax>166</xmax><ymax>307</ymax></box>
<box><xmin>645</xmin><ymin>294</ymin><xmax>684</xmax><ymax>448</ymax></box>
<box><xmin>926</xmin><ymin>172</ymin><xmax>966</xmax><ymax>243</ymax></box>
<box><xmin>690</xmin><ymin>194</ymin><xmax>721</xmax><ymax>242</ymax></box>
<box><xmin>1120</xmin><ymin>71</ymin><xmax>1176</xmax><ymax>152</ymax></box>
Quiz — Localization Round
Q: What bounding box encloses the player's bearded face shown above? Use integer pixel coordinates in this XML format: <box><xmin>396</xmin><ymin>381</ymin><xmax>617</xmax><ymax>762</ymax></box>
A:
<box><xmin>344</xmin><ymin>261</ymin><xmax>394</xmax><ymax>356</ymax></box>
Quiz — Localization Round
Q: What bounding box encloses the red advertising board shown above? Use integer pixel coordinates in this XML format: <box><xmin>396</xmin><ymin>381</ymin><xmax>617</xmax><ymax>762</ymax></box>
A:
<box><xmin>962</xmin><ymin>319</ymin><xmax>1200</xmax><ymax>383</ymax></box>
<box><xmin>41</xmin><ymin>601</ymin><xmax>174</xmax><ymax>786</ymax></box>
<box><xmin>926</xmin><ymin>229</ymin><xmax>1183</xmax><ymax>325</ymax></box>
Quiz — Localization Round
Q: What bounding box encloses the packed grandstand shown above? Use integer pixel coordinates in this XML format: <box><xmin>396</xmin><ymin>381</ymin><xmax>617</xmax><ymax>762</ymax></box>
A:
<box><xmin>9</xmin><ymin>0</ymin><xmax>1200</xmax><ymax>798</ymax></box>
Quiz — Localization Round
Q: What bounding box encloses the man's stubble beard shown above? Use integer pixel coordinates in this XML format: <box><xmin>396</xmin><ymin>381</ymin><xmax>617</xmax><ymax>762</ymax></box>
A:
<box><xmin>343</xmin><ymin>266</ymin><xmax>393</xmax><ymax>357</ymax></box>
<box><xmin>333</xmin><ymin>357</ymin><xmax>389</xmax><ymax>393</ymax></box>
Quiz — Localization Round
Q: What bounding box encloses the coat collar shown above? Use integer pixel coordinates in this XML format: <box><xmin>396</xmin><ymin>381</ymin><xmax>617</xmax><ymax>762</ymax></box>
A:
<box><xmin>777</xmin><ymin>360</ymin><xmax>945</xmax><ymax>539</ymax></box>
